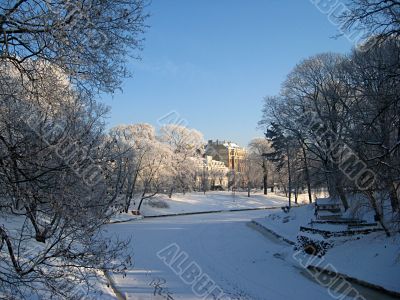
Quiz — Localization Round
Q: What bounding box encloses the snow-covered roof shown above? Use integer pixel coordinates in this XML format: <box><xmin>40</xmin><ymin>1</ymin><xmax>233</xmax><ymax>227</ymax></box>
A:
<box><xmin>223</xmin><ymin>142</ymin><xmax>240</xmax><ymax>148</ymax></box>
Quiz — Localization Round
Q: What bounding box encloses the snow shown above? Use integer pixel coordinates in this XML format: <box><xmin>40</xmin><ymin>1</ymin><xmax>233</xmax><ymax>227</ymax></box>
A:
<box><xmin>252</xmin><ymin>205</ymin><xmax>315</xmax><ymax>243</ymax></box>
<box><xmin>310</xmin><ymin>232</ymin><xmax>400</xmax><ymax>294</ymax></box>
<box><xmin>315</xmin><ymin>197</ymin><xmax>341</xmax><ymax>205</ymax></box>
<box><xmin>105</xmin><ymin>210</ymin><xmax>346</xmax><ymax>300</ymax></box>
<box><xmin>5</xmin><ymin>192</ymin><xmax>398</xmax><ymax>299</ymax></box>
<box><xmin>223</xmin><ymin>142</ymin><xmax>240</xmax><ymax>148</ymax></box>
<box><xmin>109</xmin><ymin>213</ymin><xmax>143</xmax><ymax>223</ymax></box>
<box><xmin>0</xmin><ymin>213</ymin><xmax>118</xmax><ymax>300</ymax></box>
<box><xmin>252</xmin><ymin>203</ymin><xmax>400</xmax><ymax>295</ymax></box>
<box><xmin>138</xmin><ymin>191</ymin><xmax>289</xmax><ymax>217</ymax></box>
<box><xmin>81</xmin><ymin>271</ymin><xmax>118</xmax><ymax>300</ymax></box>
<box><xmin>105</xmin><ymin>193</ymin><xmax>399</xmax><ymax>299</ymax></box>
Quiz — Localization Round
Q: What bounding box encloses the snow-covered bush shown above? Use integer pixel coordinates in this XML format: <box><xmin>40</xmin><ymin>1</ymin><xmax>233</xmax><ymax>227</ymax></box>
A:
<box><xmin>146</xmin><ymin>198</ymin><xmax>170</xmax><ymax>209</ymax></box>
<box><xmin>295</xmin><ymin>235</ymin><xmax>333</xmax><ymax>257</ymax></box>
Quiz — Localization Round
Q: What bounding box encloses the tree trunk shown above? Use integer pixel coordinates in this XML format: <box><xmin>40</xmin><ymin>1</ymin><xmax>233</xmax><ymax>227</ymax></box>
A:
<box><xmin>137</xmin><ymin>198</ymin><xmax>144</xmax><ymax>212</ymax></box>
<box><xmin>388</xmin><ymin>181</ymin><xmax>399</xmax><ymax>212</ymax></box>
<box><xmin>301</xmin><ymin>144</ymin><xmax>312</xmax><ymax>203</ymax></box>
<box><xmin>124</xmin><ymin>171</ymin><xmax>139</xmax><ymax>213</ymax></box>
<box><xmin>0</xmin><ymin>227</ymin><xmax>22</xmax><ymax>274</ymax></box>
<box><xmin>137</xmin><ymin>187</ymin><xmax>148</xmax><ymax>212</ymax></box>
<box><xmin>262</xmin><ymin>159</ymin><xmax>268</xmax><ymax>195</ymax></box>
<box><xmin>25</xmin><ymin>204</ymin><xmax>46</xmax><ymax>243</ymax></box>
<box><xmin>336</xmin><ymin>183</ymin><xmax>349</xmax><ymax>211</ymax></box>
<box><xmin>287</xmin><ymin>145</ymin><xmax>292</xmax><ymax>208</ymax></box>
<box><xmin>365</xmin><ymin>191</ymin><xmax>391</xmax><ymax>237</ymax></box>
<box><xmin>326</xmin><ymin>164</ymin><xmax>349</xmax><ymax>211</ymax></box>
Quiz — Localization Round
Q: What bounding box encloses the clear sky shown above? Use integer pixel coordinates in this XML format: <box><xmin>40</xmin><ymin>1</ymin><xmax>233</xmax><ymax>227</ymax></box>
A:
<box><xmin>100</xmin><ymin>0</ymin><xmax>353</xmax><ymax>147</ymax></box>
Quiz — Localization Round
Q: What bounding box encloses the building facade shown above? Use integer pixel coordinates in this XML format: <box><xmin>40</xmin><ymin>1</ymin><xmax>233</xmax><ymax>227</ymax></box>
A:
<box><xmin>205</xmin><ymin>140</ymin><xmax>246</xmax><ymax>172</ymax></box>
<box><xmin>195</xmin><ymin>155</ymin><xmax>229</xmax><ymax>189</ymax></box>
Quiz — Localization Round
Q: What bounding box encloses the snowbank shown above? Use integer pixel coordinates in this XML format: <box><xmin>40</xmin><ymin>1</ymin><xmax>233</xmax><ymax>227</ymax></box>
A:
<box><xmin>138</xmin><ymin>191</ymin><xmax>289</xmax><ymax>216</ymax></box>
<box><xmin>252</xmin><ymin>203</ymin><xmax>400</xmax><ymax>294</ymax></box>
<box><xmin>318</xmin><ymin>232</ymin><xmax>400</xmax><ymax>294</ymax></box>
<box><xmin>252</xmin><ymin>205</ymin><xmax>315</xmax><ymax>242</ymax></box>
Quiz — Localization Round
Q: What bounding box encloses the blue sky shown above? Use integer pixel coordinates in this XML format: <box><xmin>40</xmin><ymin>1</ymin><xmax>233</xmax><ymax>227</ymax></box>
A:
<box><xmin>100</xmin><ymin>0</ymin><xmax>353</xmax><ymax>147</ymax></box>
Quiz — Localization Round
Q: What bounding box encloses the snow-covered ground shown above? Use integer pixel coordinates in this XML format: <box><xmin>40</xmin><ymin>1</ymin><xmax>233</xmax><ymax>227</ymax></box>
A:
<box><xmin>253</xmin><ymin>205</ymin><xmax>400</xmax><ymax>296</ymax></box>
<box><xmin>252</xmin><ymin>205</ymin><xmax>314</xmax><ymax>243</ymax></box>
<box><xmin>105</xmin><ymin>207</ymin><xmax>400</xmax><ymax>300</ymax></box>
<box><xmin>0</xmin><ymin>213</ymin><xmax>119</xmax><ymax>300</ymax></box>
<box><xmin>139</xmin><ymin>191</ymin><xmax>289</xmax><ymax>216</ymax></box>
<box><xmin>104</xmin><ymin>193</ymin><xmax>400</xmax><ymax>299</ymax></box>
<box><xmin>105</xmin><ymin>210</ymin><xmax>354</xmax><ymax>300</ymax></box>
<box><xmin>109</xmin><ymin>191</ymin><xmax>290</xmax><ymax>223</ymax></box>
<box><xmin>318</xmin><ymin>232</ymin><xmax>400</xmax><ymax>294</ymax></box>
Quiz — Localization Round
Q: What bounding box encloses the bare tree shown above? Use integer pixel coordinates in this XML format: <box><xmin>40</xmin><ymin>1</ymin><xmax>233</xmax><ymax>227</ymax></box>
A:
<box><xmin>0</xmin><ymin>61</ymin><xmax>132</xmax><ymax>298</ymax></box>
<box><xmin>248</xmin><ymin>138</ymin><xmax>273</xmax><ymax>195</ymax></box>
<box><xmin>339</xmin><ymin>0</ymin><xmax>400</xmax><ymax>46</ymax></box>
<box><xmin>0</xmin><ymin>1</ymin><xmax>148</xmax><ymax>298</ymax></box>
<box><xmin>136</xmin><ymin>139</ymin><xmax>172</xmax><ymax>212</ymax></box>
<box><xmin>259</xmin><ymin>39</ymin><xmax>400</xmax><ymax>232</ymax></box>
<box><xmin>241</xmin><ymin>152</ymin><xmax>263</xmax><ymax>197</ymax></box>
<box><xmin>110</xmin><ymin>124</ymin><xmax>162</xmax><ymax>213</ymax></box>
<box><xmin>280</xmin><ymin>53</ymin><xmax>351</xmax><ymax>210</ymax></box>
<box><xmin>159</xmin><ymin>124</ymin><xmax>204</xmax><ymax>197</ymax></box>
<box><xmin>0</xmin><ymin>0</ymin><xmax>148</xmax><ymax>93</ymax></box>
<box><xmin>342</xmin><ymin>38</ymin><xmax>400</xmax><ymax>218</ymax></box>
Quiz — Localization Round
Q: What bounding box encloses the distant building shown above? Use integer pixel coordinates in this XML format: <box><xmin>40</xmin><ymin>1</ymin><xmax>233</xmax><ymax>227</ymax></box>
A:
<box><xmin>205</xmin><ymin>140</ymin><xmax>246</xmax><ymax>172</ymax></box>
<box><xmin>195</xmin><ymin>155</ymin><xmax>229</xmax><ymax>189</ymax></box>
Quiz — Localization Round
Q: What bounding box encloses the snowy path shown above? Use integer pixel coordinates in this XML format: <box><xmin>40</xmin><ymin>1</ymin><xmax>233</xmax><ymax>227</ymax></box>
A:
<box><xmin>105</xmin><ymin>210</ymin><xmax>345</xmax><ymax>300</ymax></box>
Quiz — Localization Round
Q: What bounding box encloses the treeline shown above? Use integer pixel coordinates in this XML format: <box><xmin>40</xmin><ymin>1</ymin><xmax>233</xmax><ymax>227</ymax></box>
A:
<box><xmin>110</xmin><ymin>123</ymin><xmax>205</xmax><ymax>213</ymax></box>
<box><xmin>260</xmin><ymin>38</ymin><xmax>400</xmax><ymax>234</ymax></box>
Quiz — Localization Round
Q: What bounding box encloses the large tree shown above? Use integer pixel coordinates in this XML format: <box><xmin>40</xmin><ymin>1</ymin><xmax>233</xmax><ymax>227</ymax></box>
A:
<box><xmin>0</xmin><ymin>0</ymin><xmax>148</xmax><ymax>297</ymax></box>
<box><xmin>259</xmin><ymin>42</ymin><xmax>400</xmax><ymax>233</ymax></box>
<box><xmin>343</xmin><ymin>38</ymin><xmax>400</xmax><ymax>215</ymax></box>
<box><xmin>248</xmin><ymin>138</ymin><xmax>273</xmax><ymax>195</ymax></box>
<box><xmin>339</xmin><ymin>0</ymin><xmax>400</xmax><ymax>47</ymax></box>
<box><xmin>0</xmin><ymin>0</ymin><xmax>148</xmax><ymax>93</ymax></box>
<box><xmin>0</xmin><ymin>61</ymin><xmax>133</xmax><ymax>298</ymax></box>
<box><xmin>159</xmin><ymin>124</ymin><xmax>204</xmax><ymax>197</ymax></box>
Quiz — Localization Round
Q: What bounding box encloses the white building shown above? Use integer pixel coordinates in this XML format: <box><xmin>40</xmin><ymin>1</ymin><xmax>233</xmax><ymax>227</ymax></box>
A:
<box><xmin>196</xmin><ymin>155</ymin><xmax>229</xmax><ymax>189</ymax></box>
